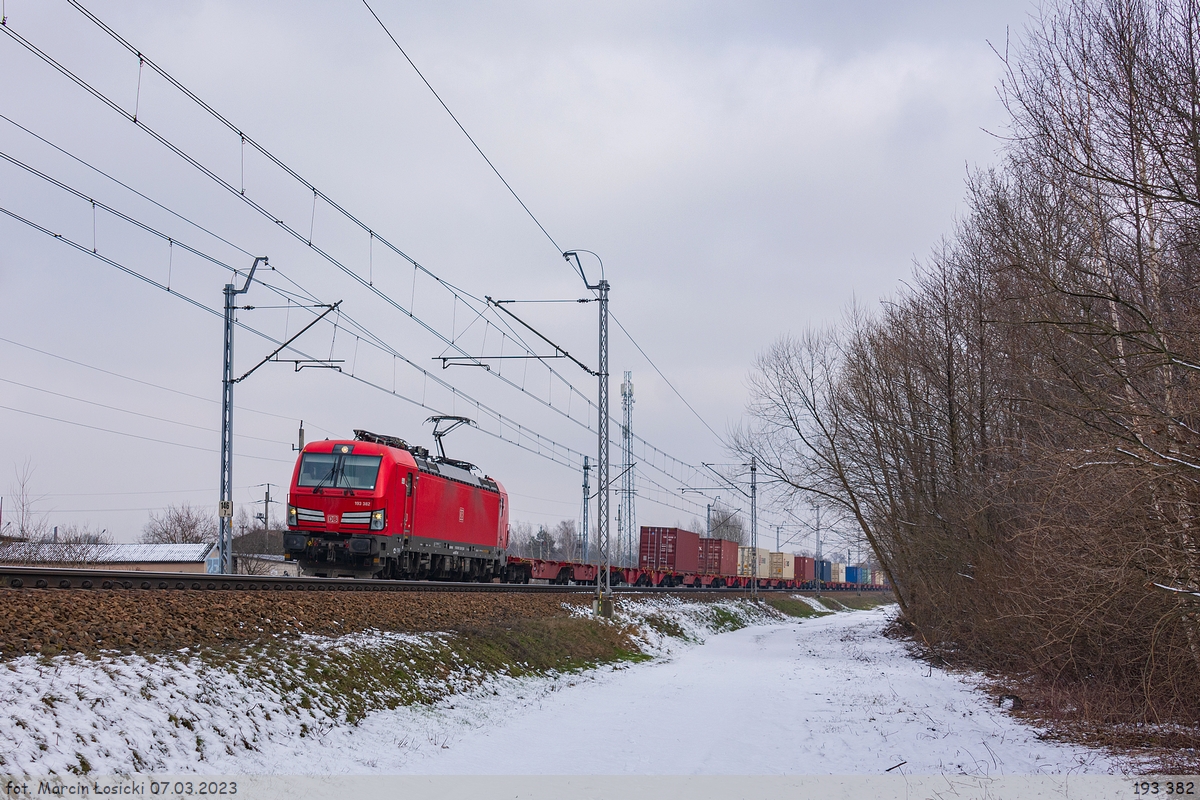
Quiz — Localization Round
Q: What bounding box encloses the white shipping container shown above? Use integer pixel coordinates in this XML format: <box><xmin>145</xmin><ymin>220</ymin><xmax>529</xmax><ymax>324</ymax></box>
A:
<box><xmin>832</xmin><ymin>563</ymin><xmax>846</xmax><ymax>583</ymax></box>
<box><xmin>768</xmin><ymin>552</ymin><xmax>794</xmax><ymax>580</ymax></box>
<box><xmin>737</xmin><ymin>546</ymin><xmax>771</xmax><ymax>578</ymax></box>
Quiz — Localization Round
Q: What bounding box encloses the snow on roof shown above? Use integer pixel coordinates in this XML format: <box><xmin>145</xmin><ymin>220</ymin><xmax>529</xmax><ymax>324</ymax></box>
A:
<box><xmin>0</xmin><ymin>542</ymin><xmax>215</xmax><ymax>564</ymax></box>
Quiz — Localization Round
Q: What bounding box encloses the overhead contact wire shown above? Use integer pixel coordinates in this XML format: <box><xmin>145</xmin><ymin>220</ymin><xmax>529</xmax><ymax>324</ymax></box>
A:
<box><xmin>7</xmin><ymin>9</ymin><xmax>717</xmax><ymax>497</ymax></box>
<box><xmin>0</xmin><ymin>202</ymin><xmax>589</xmax><ymax>471</ymax></box>
<box><xmin>359</xmin><ymin>0</ymin><xmax>563</xmax><ymax>256</ymax></box>
<box><xmin>0</xmin><ymin>141</ymin><xmax>589</xmax><ymax>473</ymax></box>
<box><xmin>3</xmin><ymin>18</ymin><xmax>604</xmax><ymax>440</ymax></box>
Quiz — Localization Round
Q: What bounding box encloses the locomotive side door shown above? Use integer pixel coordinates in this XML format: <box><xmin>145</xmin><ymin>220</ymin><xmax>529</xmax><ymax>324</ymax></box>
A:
<box><xmin>403</xmin><ymin>469</ymin><xmax>416</xmax><ymax>535</ymax></box>
<box><xmin>497</xmin><ymin>495</ymin><xmax>504</xmax><ymax>548</ymax></box>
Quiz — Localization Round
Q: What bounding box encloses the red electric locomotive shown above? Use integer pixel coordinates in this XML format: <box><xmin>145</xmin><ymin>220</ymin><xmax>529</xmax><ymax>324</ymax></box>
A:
<box><xmin>283</xmin><ymin>424</ymin><xmax>509</xmax><ymax>580</ymax></box>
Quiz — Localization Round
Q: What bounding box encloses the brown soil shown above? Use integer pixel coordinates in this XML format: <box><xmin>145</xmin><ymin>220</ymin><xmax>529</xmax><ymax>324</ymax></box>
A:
<box><xmin>0</xmin><ymin>588</ymin><xmax>590</xmax><ymax>658</ymax></box>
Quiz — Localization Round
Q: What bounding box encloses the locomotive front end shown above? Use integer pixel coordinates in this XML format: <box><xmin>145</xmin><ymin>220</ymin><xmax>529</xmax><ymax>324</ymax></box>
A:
<box><xmin>284</xmin><ymin>439</ymin><xmax>401</xmax><ymax>578</ymax></box>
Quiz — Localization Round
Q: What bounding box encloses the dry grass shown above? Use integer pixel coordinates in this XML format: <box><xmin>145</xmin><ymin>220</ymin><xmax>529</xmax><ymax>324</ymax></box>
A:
<box><xmin>987</xmin><ymin>674</ymin><xmax>1200</xmax><ymax>773</ymax></box>
<box><xmin>888</xmin><ymin>615</ymin><xmax>1200</xmax><ymax>773</ymax></box>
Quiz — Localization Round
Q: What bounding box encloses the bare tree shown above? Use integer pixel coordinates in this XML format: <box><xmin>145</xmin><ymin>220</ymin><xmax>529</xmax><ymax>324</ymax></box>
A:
<box><xmin>141</xmin><ymin>503</ymin><xmax>218</xmax><ymax>544</ymax></box>
<box><xmin>234</xmin><ymin>528</ymin><xmax>283</xmax><ymax>556</ymax></box>
<box><xmin>553</xmin><ymin>519</ymin><xmax>581</xmax><ymax>561</ymax></box>
<box><xmin>507</xmin><ymin>521</ymin><xmax>535</xmax><ymax>558</ymax></box>
<box><xmin>710</xmin><ymin>504</ymin><xmax>746</xmax><ymax>544</ymax></box>
<box><xmin>234</xmin><ymin>552</ymin><xmax>277</xmax><ymax>576</ymax></box>
<box><xmin>8</xmin><ymin>459</ymin><xmax>49</xmax><ymax>541</ymax></box>
<box><xmin>693</xmin><ymin>503</ymin><xmax>746</xmax><ymax>543</ymax></box>
<box><xmin>530</xmin><ymin>524</ymin><xmax>557</xmax><ymax>560</ymax></box>
<box><xmin>732</xmin><ymin>326</ymin><xmax>910</xmax><ymax>610</ymax></box>
<box><xmin>734</xmin><ymin>0</ymin><xmax>1200</xmax><ymax>730</ymax></box>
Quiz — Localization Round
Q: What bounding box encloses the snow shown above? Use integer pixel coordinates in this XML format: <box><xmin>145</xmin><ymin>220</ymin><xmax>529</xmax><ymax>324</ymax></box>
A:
<box><xmin>0</xmin><ymin>542</ymin><xmax>214</xmax><ymax>564</ymax></box>
<box><xmin>388</xmin><ymin>603</ymin><xmax>1114</xmax><ymax>775</ymax></box>
<box><xmin>0</xmin><ymin>599</ymin><xmax>1117</xmax><ymax>775</ymax></box>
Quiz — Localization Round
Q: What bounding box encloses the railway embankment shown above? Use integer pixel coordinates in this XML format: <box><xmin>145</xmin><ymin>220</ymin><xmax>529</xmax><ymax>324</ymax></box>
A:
<box><xmin>0</xmin><ymin>586</ymin><xmax>888</xmax><ymax>659</ymax></box>
<box><xmin>0</xmin><ymin>587</ymin><xmax>594</xmax><ymax>657</ymax></box>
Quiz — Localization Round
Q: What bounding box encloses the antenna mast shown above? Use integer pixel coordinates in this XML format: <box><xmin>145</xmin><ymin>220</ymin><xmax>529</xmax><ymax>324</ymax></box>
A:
<box><xmin>582</xmin><ymin>456</ymin><xmax>590</xmax><ymax>563</ymax></box>
<box><xmin>620</xmin><ymin>372</ymin><xmax>636</xmax><ymax>568</ymax></box>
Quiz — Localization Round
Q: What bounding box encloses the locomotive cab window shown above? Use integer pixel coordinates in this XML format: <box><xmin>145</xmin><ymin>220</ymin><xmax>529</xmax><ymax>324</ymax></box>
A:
<box><xmin>297</xmin><ymin>452</ymin><xmax>383</xmax><ymax>490</ymax></box>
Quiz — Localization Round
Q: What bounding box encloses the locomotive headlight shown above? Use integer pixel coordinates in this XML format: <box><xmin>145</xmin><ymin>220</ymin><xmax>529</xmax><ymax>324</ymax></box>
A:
<box><xmin>370</xmin><ymin>509</ymin><xmax>386</xmax><ymax>531</ymax></box>
<box><xmin>287</xmin><ymin>505</ymin><xmax>297</xmax><ymax>527</ymax></box>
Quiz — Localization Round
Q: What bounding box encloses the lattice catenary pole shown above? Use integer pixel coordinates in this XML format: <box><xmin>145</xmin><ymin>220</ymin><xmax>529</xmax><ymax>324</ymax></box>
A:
<box><xmin>596</xmin><ymin>279</ymin><xmax>611</xmax><ymax>612</ymax></box>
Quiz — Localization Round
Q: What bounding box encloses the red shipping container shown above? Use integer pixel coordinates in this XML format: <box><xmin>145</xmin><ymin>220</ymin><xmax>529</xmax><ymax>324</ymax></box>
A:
<box><xmin>699</xmin><ymin>537</ymin><xmax>738</xmax><ymax>576</ymax></box>
<box><xmin>795</xmin><ymin>556</ymin><xmax>815</xmax><ymax>582</ymax></box>
<box><xmin>640</xmin><ymin>527</ymin><xmax>701</xmax><ymax>573</ymax></box>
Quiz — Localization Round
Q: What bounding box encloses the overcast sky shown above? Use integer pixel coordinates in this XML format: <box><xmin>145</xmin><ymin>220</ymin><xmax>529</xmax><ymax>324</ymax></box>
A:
<box><xmin>0</xmin><ymin>0</ymin><xmax>1032</xmax><ymax>551</ymax></box>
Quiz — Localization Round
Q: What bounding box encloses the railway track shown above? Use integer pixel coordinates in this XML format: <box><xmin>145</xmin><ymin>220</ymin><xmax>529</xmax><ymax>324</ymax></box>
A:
<box><xmin>0</xmin><ymin>565</ymin><xmax>892</xmax><ymax>595</ymax></box>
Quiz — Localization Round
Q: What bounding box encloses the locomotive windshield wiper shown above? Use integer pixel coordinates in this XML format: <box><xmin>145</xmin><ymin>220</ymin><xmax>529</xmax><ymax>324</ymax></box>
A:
<box><xmin>314</xmin><ymin>460</ymin><xmax>343</xmax><ymax>491</ymax></box>
<box><xmin>313</xmin><ymin>467</ymin><xmax>338</xmax><ymax>490</ymax></box>
<box><xmin>311</xmin><ymin>457</ymin><xmax>342</xmax><ymax>491</ymax></box>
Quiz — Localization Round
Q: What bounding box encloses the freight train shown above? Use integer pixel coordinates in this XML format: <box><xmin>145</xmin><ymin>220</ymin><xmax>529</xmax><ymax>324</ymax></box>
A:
<box><xmin>282</xmin><ymin>428</ymin><xmax>887</xmax><ymax>590</ymax></box>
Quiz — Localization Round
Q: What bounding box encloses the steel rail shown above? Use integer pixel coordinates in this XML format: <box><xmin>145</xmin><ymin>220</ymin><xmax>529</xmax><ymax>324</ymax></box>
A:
<box><xmin>0</xmin><ymin>566</ymin><xmax>892</xmax><ymax>596</ymax></box>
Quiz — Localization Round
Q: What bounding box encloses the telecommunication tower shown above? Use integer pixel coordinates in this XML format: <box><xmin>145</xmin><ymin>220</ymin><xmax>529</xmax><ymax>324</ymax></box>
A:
<box><xmin>581</xmin><ymin>456</ymin><xmax>590</xmax><ymax>563</ymax></box>
<box><xmin>619</xmin><ymin>372</ymin><xmax>636</xmax><ymax>567</ymax></box>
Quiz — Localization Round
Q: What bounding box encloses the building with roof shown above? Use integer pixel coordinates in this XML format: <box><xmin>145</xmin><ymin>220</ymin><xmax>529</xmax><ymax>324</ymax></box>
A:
<box><xmin>0</xmin><ymin>542</ymin><xmax>217</xmax><ymax>573</ymax></box>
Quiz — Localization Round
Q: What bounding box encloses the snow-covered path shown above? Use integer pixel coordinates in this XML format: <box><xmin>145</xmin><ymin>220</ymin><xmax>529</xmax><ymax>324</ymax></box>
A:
<box><xmin>392</xmin><ymin>606</ymin><xmax>1113</xmax><ymax>775</ymax></box>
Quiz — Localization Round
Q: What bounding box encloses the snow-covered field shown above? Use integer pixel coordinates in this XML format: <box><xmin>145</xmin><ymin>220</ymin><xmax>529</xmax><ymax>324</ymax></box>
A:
<box><xmin>0</xmin><ymin>599</ymin><xmax>1117</xmax><ymax>775</ymax></box>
